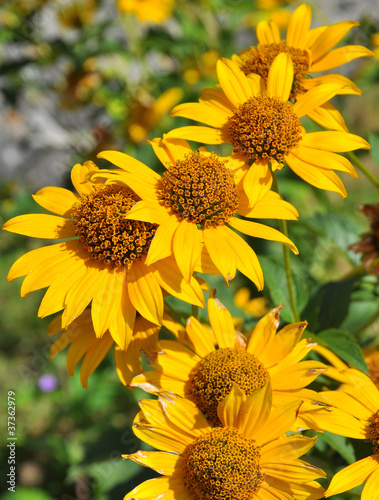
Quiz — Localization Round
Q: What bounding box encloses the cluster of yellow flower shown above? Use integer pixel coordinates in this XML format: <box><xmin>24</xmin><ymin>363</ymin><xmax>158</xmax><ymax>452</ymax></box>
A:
<box><xmin>4</xmin><ymin>4</ymin><xmax>379</xmax><ymax>499</ymax></box>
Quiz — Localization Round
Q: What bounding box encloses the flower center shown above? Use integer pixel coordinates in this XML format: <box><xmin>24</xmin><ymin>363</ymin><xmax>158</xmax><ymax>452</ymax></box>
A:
<box><xmin>188</xmin><ymin>348</ymin><xmax>269</xmax><ymax>426</ymax></box>
<box><xmin>227</xmin><ymin>95</ymin><xmax>303</xmax><ymax>166</ymax></box>
<box><xmin>158</xmin><ymin>151</ymin><xmax>240</xmax><ymax>229</ymax></box>
<box><xmin>240</xmin><ymin>42</ymin><xmax>310</xmax><ymax>99</ymax></box>
<box><xmin>182</xmin><ymin>427</ymin><xmax>263</xmax><ymax>500</ymax></box>
<box><xmin>72</xmin><ymin>184</ymin><xmax>157</xmax><ymax>269</ymax></box>
<box><xmin>369</xmin><ymin>410</ymin><xmax>379</xmax><ymax>453</ymax></box>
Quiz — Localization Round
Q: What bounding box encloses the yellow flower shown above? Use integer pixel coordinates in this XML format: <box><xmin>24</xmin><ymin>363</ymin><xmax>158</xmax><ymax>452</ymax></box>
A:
<box><xmin>236</xmin><ymin>3</ymin><xmax>373</xmax><ymax>131</ymax></box>
<box><xmin>98</xmin><ymin>138</ymin><xmax>299</xmax><ymax>290</ymax></box>
<box><xmin>321</xmin><ymin>369</ymin><xmax>379</xmax><ymax>498</ymax></box>
<box><xmin>130</xmin><ymin>293</ymin><xmax>340</xmax><ymax>432</ymax></box>
<box><xmin>117</xmin><ymin>0</ymin><xmax>174</xmax><ymax>23</ymax></box>
<box><xmin>3</xmin><ymin>162</ymin><xmax>205</xmax><ymax>348</ymax></box>
<box><xmin>124</xmin><ymin>384</ymin><xmax>326</xmax><ymax>500</ymax></box>
<box><xmin>233</xmin><ymin>287</ymin><xmax>269</xmax><ymax>318</ymax></box>
<box><xmin>127</xmin><ymin>87</ymin><xmax>183</xmax><ymax>144</ymax></box>
<box><xmin>170</xmin><ymin>53</ymin><xmax>370</xmax><ymax>198</ymax></box>
<box><xmin>48</xmin><ymin>309</ymin><xmax>172</xmax><ymax>389</ymax></box>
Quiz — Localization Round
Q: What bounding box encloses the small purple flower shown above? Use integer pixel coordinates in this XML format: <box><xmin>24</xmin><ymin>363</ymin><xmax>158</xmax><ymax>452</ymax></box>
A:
<box><xmin>38</xmin><ymin>374</ymin><xmax>58</xmax><ymax>393</ymax></box>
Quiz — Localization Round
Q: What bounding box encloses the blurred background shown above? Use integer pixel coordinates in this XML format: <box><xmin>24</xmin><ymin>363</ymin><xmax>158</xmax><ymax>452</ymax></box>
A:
<box><xmin>1</xmin><ymin>0</ymin><xmax>379</xmax><ymax>498</ymax></box>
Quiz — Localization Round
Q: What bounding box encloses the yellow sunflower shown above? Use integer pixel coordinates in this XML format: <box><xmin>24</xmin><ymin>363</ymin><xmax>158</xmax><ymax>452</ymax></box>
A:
<box><xmin>235</xmin><ymin>3</ymin><xmax>373</xmax><ymax>131</ymax></box>
<box><xmin>98</xmin><ymin>137</ymin><xmax>299</xmax><ymax>290</ymax></box>
<box><xmin>130</xmin><ymin>291</ymin><xmax>358</xmax><ymax>433</ymax></box>
<box><xmin>320</xmin><ymin>369</ymin><xmax>379</xmax><ymax>499</ymax></box>
<box><xmin>48</xmin><ymin>309</ymin><xmax>180</xmax><ymax>389</ymax></box>
<box><xmin>169</xmin><ymin>52</ymin><xmax>370</xmax><ymax>199</ymax></box>
<box><xmin>3</xmin><ymin>161</ymin><xmax>205</xmax><ymax>347</ymax></box>
<box><xmin>117</xmin><ymin>0</ymin><xmax>174</xmax><ymax>24</ymax></box>
<box><xmin>124</xmin><ymin>384</ymin><xmax>326</xmax><ymax>500</ymax></box>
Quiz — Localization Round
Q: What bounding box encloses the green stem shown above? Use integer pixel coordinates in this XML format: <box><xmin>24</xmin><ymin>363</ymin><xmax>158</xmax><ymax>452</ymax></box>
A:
<box><xmin>346</xmin><ymin>151</ymin><xmax>379</xmax><ymax>190</ymax></box>
<box><xmin>271</xmin><ymin>171</ymin><xmax>300</xmax><ymax>322</ymax></box>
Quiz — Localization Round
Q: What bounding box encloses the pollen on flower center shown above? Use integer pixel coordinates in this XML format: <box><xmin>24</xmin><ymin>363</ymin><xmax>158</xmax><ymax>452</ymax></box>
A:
<box><xmin>182</xmin><ymin>427</ymin><xmax>263</xmax><ymax>500</ymax></box>
<box><xmin>72</xmin><ymin>184</ymin><xmax>157</xmax><ymax>269</ymax></box>
<box><xmin>369</xmin><ymin>410</ymin><xmax>379</xmax><ymax>452</ymax></box>
<box><xmin>227</xmin><ymin>95</ymin><xmax>303</xmax><ymax>166</ymax></box>
<box><xmin>188</xmin><ymin>348</ymin><xmax>269</xmax><ymax>426</ymax></box>
<box><xmin>241</xmin><ymin>42</ymin><xmax>310</xmax><ymax>99</ymax></box>
<box><xmin>157</xmin><ymin>151</ymin><xmax>240</xmax><ymax>228</ymax></box>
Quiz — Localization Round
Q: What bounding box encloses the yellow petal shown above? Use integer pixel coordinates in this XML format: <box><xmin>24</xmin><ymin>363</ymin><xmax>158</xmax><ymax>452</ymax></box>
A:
<box><xmin>114</xmin><ymin>347</ymin><xmax>133</xmax><ymax>386</ymax></box>
<box><xmin>325</xmin><ymin>455</ymin><xmax>378</xmax><ymax>497</ymax></box>
<box><xmin>66</xmin><ymin>330</ymin><xmax>96</xmax><ymax>376</ymax></box>
<box><xmin>343</xmin><ymin>368</ymin><xmax>379</xmax><ymax>413</ymax></box>
<box><xmin>91</xmin><ymin>270</ymin><xmax>124</xmax><ymax>337</ymax></box>
<box><xmin>267</xmin><ymin>52</ymin><xmax>293</xmax><ymax>101</ymax></box>
<box><xmin>306</xmin><ymin>102</ymin><xmax>348</xmax><ymax>132</ymax></box>
<box><xmin>304</xmin><ymin>26</ymin><xmax>327</xmax><ymax>49</ymax></box>
<box><xmin>159</xmin><ymin>392</ymin><xmax>210</xmax><ymax>437</ymax></box>
<box><xmin>225</xmin><ymin>227</ymin><xmax>264</xmax><ymax>290</ymax></box>
<box><xmin>236</xmin><ymin>381</ymin><xmax>273</xmax><ymax>439</ymax></box>
<box><xmin>109</xmin><ymin>284</ymin><xmax>136</xmax><ymax>350</ymax></box>
<box><xmin>125</xmin><ymin>200</ymin><xmax>169</xmax><ymax>225</ymax></box>
<box><xmin>130</xmin><ymin>371</ymin><xmax>187</xmax><ymax>395</ymax></box>
<box><xmin>228</xmin><ymin>218</ymin><xmax>298</xmax><ymax>254</ymax></box>
<box><xmin>207</xmin><ymin>289</ymin><xmax>235</xmax><ymax>348</ymax></box>
<box><xmin>270</xmin><ymin>360</ymin><xmax>327</xmax><ymax>390</ymax></box>
<box><xmin>166</xmin><ymin>125</ymin><xmax>227</xmax><ymax>144</ymax></box>
<box><xmin>296</xmin><ymin>145</ymin><xmax>357</xmax><ymax>177</ymax></box>
<box><xmin>285</xmin><ymin>152</ymin><xmax>347</xmax><ymax>198</ymax></box>
<box><xmin>242</xmin><ymin>160</ymin><xmax>272</xmax><ymax>207</ymax></box>
<box><xmin>286</xmin><ymin>4</ymin><xmax>312</xmax><ymax>49</ymax></box>
<box><xmin>126</xmin><ymin>450</ymin><xmax>182</xmax><ymax>476</ymax></box>
<box><xmin>362</xmin><ymin>465</ymin><xmax>379</xmax><ymax>500</ymax></box>
<box><xmin>256</xmin><ymin>20</ymin><xmax>280</xmax><ymax>45</ymax></box>
<box><xmin>301</xmin><ymin>130</ymin><xmax>370</xmax><ymax>152</ymax></box>
<box><xmin>32</xmin><ymin>186</ymin><xmax>79</xmax><ymax>216</ymax></box>
<box><xmin>38</xmin><ymin>249</ymin><xmax>89</xmax><ymax>318</ymax></box>
<box><xmin>127</xmin><ymin>262</ymin><xmax>163</xmax><ymax>325</ymax></box>
<box><xmin>170</xmin><ymin>101</ymin><xmax>231</xmax><ymax>128</ymax></box>
<box><xmin>199</xmin><ymin>88</ymin><xmax>235</xmax><ymax>114</ymax></box>
<box><xmin>152</xmin><ymin>256</ymin><xmax>205</xmax><ymax>308</ymax></box>
<box><xmin>98</xmin><ymin>150</ymin><xmax>161</xmax><ymax>182</ymax></box>
<box><xmin>263</xmin><ymin>460</ymin><xmax>325</xmax><ymax>484</ymax></box>
<box><xmin>173</xmin><ymin>219</ymin><xmax>202</xmax><ymax>282</ymax></box>
<box><xmin>80</xmin><ymin>334</ymin><xmax>114</xmax><ymax>388</ymax></box>
<box><xmin>3</xmin><ymin>214</ymin><xmax>76</xmax><ymax>239</ymax></box>
<box><xmin>203</xmin><ymin>226</ymin><xmax>237</xmax><ymax>283</ymax></box>
<box><xmin>71</xmin><ymin>161</ymin><xmax>99</xmax><ymax>196</ymax></box>
<box><xmin>310</xmin><ymin>21</ymin><xmax>359</xmax><ymax>63</ymax></box>
<box><xmin>262</xmin><ymin>435</ymin><xmax>317</xmax><ymax>463</ymax></box>
<box><xmin>217</xmin><ymin>383</ymin><xmax>246</xmax><ymax>429</ymax></box>
<box><xmin>62</xmin><ymin>266</ymin><xmax>107</xmax><ymax>329</ymax></box>
<box><xmin>293</xmin><ymin>83</ymin><xmax>349</xmax><ymax>118</ymax></box>
<box><xmin>154</xmin><ymin>340</ymin><xmax>199</xmax><ymax>380</ymax></box>
<box><xmin>247</xmin><ymin>306</ymin><xmax>281</xmax><ymax>358</ymax></box>
<box><xmin>20</xmin><ymin>245</ymin><xmax>77</xmax><ymax>297</ymax></box>
<box><xmin>146</xmin><ymin>218</ymin><xmax>178</xmax><ymax>265</ymax></box>
<box><xmin>310</xmin><ymin>45</ymin><xmax>374</xmax><ymax>73</ymax></box>
<box><xmin>253</xmin><ymin>401</ymin><xmax>302</xmax><ymax>446</ymax></box>
<box><xmin>149</xmin><ymin>136</ymin><xmax>191</xmax><ymax>165</ymax></box>
<box><xmin>216</xmin><ymin>58</ymin><xmax>252</xmax><ymax>107</ymax></box>
<box><xmin>240</xmin><ymin>191</ymin><xmax>299</xmax><ymax>221</ymax></box>
<box><xmin>185</xmin><ymin>315</ymin><xmax>216</xmax><ymax>358</ymax></box>
<box><xmin>124</xmin><ymin>476</ymin><xmax>179</xmax><ymax>500</ymax></box>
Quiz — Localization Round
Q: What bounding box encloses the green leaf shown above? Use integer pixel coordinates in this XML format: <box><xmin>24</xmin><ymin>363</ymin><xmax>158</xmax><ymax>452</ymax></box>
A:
<box><xmin>259</xmin><ymin>256</ymin><xmax>308</xmax><ymax>323</ymax></box>
<box><xmin>317</xmin><ymin>277</ymin><xmax>359</xmax><ymax>331</ymax></box>
<box><xmin>1</xmin><ymin>488</ymin><xmax>53</xmax><ymax>500</ymax></box>
<box><xmin>317</xmin><ymin>431</ymin><xmax>356</xmax><ymax>464</ymax></box>
<box><xmin>369</xmin><ymin>132</ymin><xmax>379</xmax><ymax>168</ymax></box>
<box><xmin>317</xmin><ymin>328</ymin><xmax>368</xmax><ymax>374</ymax></box>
